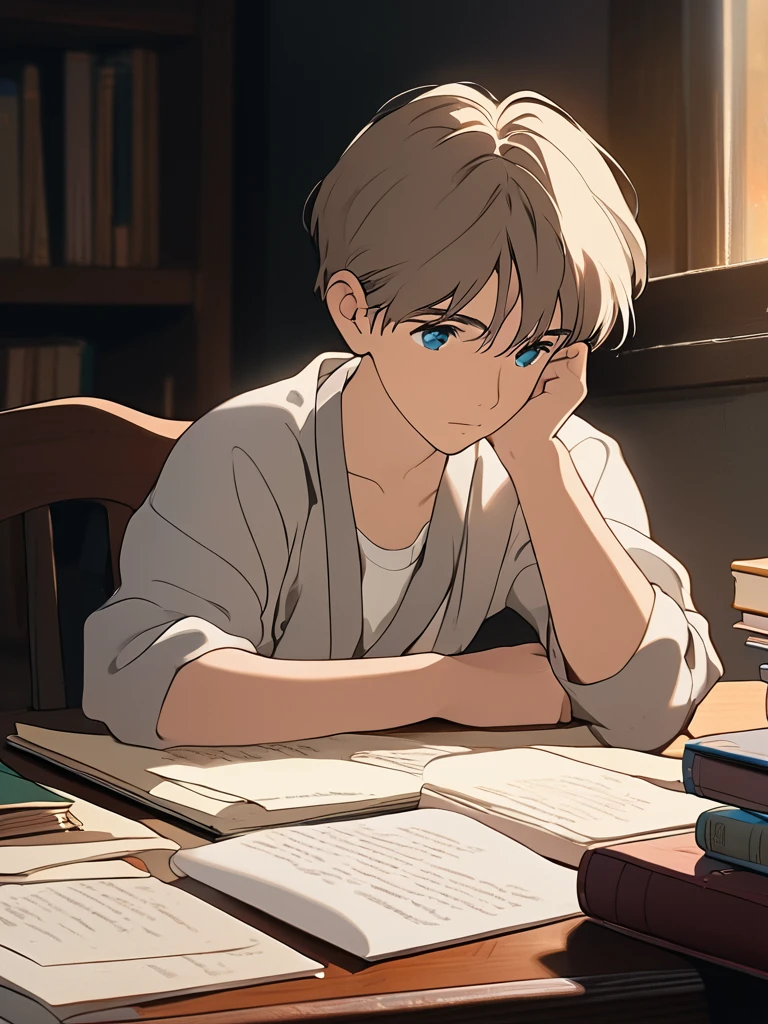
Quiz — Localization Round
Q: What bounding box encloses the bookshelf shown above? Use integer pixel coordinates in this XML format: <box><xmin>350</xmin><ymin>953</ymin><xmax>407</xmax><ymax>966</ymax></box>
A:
<box><xmin>0</xmin><ymin>0</ymin><xmax>234</xmax><ymax>420</ymax></box>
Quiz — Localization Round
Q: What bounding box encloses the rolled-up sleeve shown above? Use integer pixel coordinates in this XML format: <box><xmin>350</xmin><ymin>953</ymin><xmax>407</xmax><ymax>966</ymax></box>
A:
<box><xmin>506</xmin><ymin>431</ymin><xmax>723</xmax><ymax>752</ymax></box>
<box><xmin>83</xmin><ymin>405</ymin><xmax>298</xmax><ymax>748</ymax></box>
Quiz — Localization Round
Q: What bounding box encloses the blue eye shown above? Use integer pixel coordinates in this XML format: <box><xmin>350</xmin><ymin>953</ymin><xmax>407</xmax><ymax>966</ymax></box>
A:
<box><xmin>515</xmin><ymin>346</ymin><xmax>542</xmax><ymax>367</ymax></box>
<box><xmin>416</xmin><ymin>328</ymin><xmax>452</xmax><ymax>351</ymax></box>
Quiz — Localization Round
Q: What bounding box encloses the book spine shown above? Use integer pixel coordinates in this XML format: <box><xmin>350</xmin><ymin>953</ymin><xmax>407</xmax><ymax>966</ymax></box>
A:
<box><xmin>65</xmin><ymin>52</ymin><xmax>94</xmax><ymax>265</ymax></box>
<box><xmin>35</xmin><ymin>345</ymin><xmax>56</xmax><ymax>403</ymax></box>
<box><xmin>697</xmin><ymin>808</ymin><xmax>768</xmax><ymax>868</ymax></box>
<box><xmin>578</xmin><ymin>848</ymin><xmax>768</xmax><ymax>974</ymax></box>
<box><xmin>145</xmin><ymin>49</ymin><xmax>159</xmax><ymax>268</ymax></box>
<box><xmin>93</xmin><ymin>63</ymin><xmax>115</xmax><ymax>266</ymax></box>
<box><xmin>4</xmin><ymin>347</ymin><xmax>26</xmax><ymax>409</ymax></box>
<box><xmin>54</xmin><ymin>342</ymin><xmax>84</xmax><ymax>398</ymax></box>
<box><xmin>130</xmin><ymin>48</ymin><xmax>146</xmax><ymax>267</ymax></box>
<box><xmin>21</xmin><ymin>65</ymin><xmax>50</xmax><ymax>266</ymax></box>
<box><xmin>0</xmin><ymin>79</ymin><xmax>21</xmax><ymax>260</ymax></box>
<box><xmin>112</xmin><ymin>53</ymin><xmax>132</xmax><ymax>267</ymax></box>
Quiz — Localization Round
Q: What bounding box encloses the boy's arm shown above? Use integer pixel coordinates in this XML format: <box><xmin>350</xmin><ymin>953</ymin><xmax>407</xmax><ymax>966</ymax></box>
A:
<box><xmin>156</xmin><ymin>643</ymin><xmax>570</xmax><ymax>746</ymax></box>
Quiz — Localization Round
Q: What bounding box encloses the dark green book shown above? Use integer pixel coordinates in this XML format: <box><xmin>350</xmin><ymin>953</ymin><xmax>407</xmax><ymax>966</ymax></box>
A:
<box><xmin>0</xmin><ymin>758</ymin><xmax>80</xmax><ymax>838</ymax></box>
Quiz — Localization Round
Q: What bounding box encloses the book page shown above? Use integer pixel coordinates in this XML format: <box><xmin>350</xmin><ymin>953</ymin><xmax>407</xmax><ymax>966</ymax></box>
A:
<box><xmin>533</xmin><ymin>745</ymin><xmax>685</xmax><ymax>790</ymax></box>
<box><xmin>173</xmin><ymin>808</ymin><xmax>580</xmax><ymax>959</ymax></box>
<box><xmin>147</xmin><ymin>758</ymin><xmax>420</xmax><ymax>809</ymax></box>
<box><xmin>422</xmin><ymin>748</ymin><xmax>722</xmax><ymax>844</ymax></box>
<box><xmin>0</xmin><ymin>877</ymin><xmax>261</xmax><ymax>966</ymax></box>
<box><xmin>381</xmin><ymin>723</ymin><xmax>601</xmax><ymax>749</ymax></box>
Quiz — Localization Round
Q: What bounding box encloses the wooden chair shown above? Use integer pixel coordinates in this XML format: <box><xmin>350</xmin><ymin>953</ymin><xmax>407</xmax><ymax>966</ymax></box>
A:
<box><xmin>0</xmin><ymin>399</ymin><xmax>190</xmax><ymax>712</ymax></box>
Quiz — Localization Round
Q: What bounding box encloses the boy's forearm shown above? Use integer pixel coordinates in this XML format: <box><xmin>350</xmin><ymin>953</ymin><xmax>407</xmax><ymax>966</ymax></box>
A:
<box><xmin>156</xmin><ymin>643</ymin><xmax>569</xmax><ymax>745</ymax></box>
<box><xmin>157</xmin><ymin>647</ymin><xmax>445</xmax><ymax>746</ymax></box>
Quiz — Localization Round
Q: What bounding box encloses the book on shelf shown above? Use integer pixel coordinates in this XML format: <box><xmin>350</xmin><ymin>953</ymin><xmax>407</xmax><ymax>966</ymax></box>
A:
<box><xmin>171</xmin><ymin>807</ymin><xmax>582</xmax><ymax>961</ymax></box>
<box><xmin>0</xmin><ymin>871</ymin><xmax>322</xmax><ymax>1024</ymax></box>
<box><xmin>0</xmin><ymin>77</ymin><xmax>21</xmax><ymax>260</ymax></box>
<box><xmin>21</xmin><ymin>65</ymin><xmax>50</xmax><ymax>266</ymax></box>
<box><xmin>683</xmin><ymin>727</ymin><xmax>768</xmax><ymax>813</ymax></box>
<box><xmin>577</xmin><ymin>831</ymin><xmax>768</xmax><ymax>981</ymax></box>
<box><xmin>732</xmin><ymin>610</ymin><xmax>768</xmax><ymax>635</ymax></box>
<box><xmin>2</xmin><ymin>340</ymin><xmax>92</xmax><ymax>409</ymax></box>
<box><xmin>0</xmin><ymin>48</ymin><xmax>158</xmax><ymax>271</ymax></box>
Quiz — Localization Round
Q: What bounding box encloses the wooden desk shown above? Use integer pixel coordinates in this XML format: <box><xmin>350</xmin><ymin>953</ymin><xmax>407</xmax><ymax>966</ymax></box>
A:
<box><xmin>1</xmin><ymin>681</ymin><xmax>766</xmax><ymax>1024</ymax></box>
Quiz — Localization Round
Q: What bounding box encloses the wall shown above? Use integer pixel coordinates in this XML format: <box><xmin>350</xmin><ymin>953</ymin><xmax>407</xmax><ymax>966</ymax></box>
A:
<box><xmin>233</xmin><ymin>0</ymin><xmax>611</xmax><ymax>387</ymax></box>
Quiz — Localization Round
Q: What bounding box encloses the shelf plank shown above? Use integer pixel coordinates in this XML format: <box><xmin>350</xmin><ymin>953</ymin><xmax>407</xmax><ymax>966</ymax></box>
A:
<box><xmin>0</xmin><ymin>267</ymin><xmax>194</xmax><ymax>306</ymax></box>
<box><xmin>0</xmin><ymin>0</ymin><xmax>197</xmax><ymax>36</ymax></box>
<box><xmin>589</xmin><ymin>259</ymin><xmax>768</xmax><ymax>394</ymax></box>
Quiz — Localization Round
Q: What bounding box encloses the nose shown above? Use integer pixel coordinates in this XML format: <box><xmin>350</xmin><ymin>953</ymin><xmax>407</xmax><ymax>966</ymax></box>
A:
<box><xmin>475</xmin><ymin>361</ymin><xmax>501</xmax><ymax>411</ymax></box>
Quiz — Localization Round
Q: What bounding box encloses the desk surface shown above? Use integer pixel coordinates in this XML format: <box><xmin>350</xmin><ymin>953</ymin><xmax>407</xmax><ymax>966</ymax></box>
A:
<box><xmin>1</xmin><ymin>681</ymin><xmax>766</xmax><ymax>1024</ymax></box>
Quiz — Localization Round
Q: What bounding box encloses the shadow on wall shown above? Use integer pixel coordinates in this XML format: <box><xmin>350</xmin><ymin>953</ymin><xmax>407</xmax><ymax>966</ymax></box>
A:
<box><xmin>582</xmin><ymin>381</ymin><xmax>768</xmax><ymax>682</ymax></box>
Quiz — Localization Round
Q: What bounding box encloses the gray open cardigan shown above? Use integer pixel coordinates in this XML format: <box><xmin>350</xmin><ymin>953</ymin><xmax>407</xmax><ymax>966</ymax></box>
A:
<box><xmin>83</xmin><ymin>352</ymin><xmax>722</xmax><ymax>751</ymax></box>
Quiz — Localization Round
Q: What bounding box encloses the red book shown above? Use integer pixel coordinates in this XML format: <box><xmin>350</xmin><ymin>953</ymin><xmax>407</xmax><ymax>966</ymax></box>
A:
<box><xmin>577</xmin><ymin>832</ymin><xmax>768</xmax><ymax>978</ymax></box>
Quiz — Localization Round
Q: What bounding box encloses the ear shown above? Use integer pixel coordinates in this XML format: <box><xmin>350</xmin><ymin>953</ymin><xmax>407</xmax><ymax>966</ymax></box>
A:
<box><xmin>325</xmin><ymin>271</ymin><xmax>375</xmax><ymax>355</ymax></box>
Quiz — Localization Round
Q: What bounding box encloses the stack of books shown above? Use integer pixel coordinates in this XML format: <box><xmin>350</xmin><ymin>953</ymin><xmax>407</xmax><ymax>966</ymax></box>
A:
<box><xmin>731</xmin><ymin>555</ymin><xmax>768</xmax><ymax>652</ymax></box>
<box><xmin>577</xmin><ymin>728</ymin><xmax>768</xmax><ymax>979</ymax></box>
<box><xmin>1</xmin><ymin>339</ymin><xmax>93</xmax><ymax>408</ymax></box>
<box><xmin>0</xmin><ymin>49</ymin><xmax>159</xmax><ymax>269</ymax></box>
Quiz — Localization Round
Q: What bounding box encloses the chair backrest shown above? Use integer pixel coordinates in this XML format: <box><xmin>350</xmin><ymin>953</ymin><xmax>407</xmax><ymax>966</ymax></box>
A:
<box><xmin>0</xmin><ymin>399</ymin><xmax>190</xmax><ymax>712</ymax></box>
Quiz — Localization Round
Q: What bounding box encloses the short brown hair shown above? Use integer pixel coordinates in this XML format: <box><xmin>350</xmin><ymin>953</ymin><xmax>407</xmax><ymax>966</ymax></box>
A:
<box><xmin>308</xmin><ymin>84</ymin><xmax>647</xmax><ymax>352</ymax></box>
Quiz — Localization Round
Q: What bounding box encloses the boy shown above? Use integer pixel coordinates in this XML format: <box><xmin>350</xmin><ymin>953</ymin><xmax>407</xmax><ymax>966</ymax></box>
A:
<box><xmin>83</xmin><ymin>84</ymin><xmax>722</xmax><ymax>751</ymax></box>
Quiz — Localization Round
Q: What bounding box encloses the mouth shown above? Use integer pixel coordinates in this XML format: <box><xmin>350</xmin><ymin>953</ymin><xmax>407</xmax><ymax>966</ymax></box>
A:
<box><xmin>448</xmin><ymin>421</ymin><xmax>480</xmax><ymax>427</ymax></box>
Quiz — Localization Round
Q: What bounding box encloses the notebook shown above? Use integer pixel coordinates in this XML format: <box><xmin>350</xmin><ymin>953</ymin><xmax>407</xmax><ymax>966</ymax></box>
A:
<box><xmin>171</xmin><ymin>807</ymin><xmax>581</xmax><ymax>961</ymax></box>
<box><xmin>419</xmin><ymin>745</ymin><xmax>722</xmax><ymax>866</ymax></box>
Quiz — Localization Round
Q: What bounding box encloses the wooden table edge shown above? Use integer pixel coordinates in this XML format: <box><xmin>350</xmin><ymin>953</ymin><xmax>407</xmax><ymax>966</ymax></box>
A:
<box><xmin>128</xmin><ymin>968</ymin><xmax>705</xmax><ymax>1023</ymax></box>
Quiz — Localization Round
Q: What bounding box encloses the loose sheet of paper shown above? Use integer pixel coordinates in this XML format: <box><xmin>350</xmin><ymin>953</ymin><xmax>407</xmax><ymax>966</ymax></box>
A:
<box><xmin>0</xmin><ymin>938</ymin><xmax>322</xmax><ymax>1011</ymax></box>
<box><xmin>0</xmin><ymin>860</ymin><xmax>149</xmax><ymax>884</ymax></box>
<box><xmin>0</xmin><ymin>877</ymin><xmax>262</xmax><ymax>966</ymax></box>
<box><xmin>423</xmin><ymin>748</ymin><xmax>721</xmax><ymax>844</ymax></box>
<box><xmin>174</xmin><ymin>808</ymin><xmax>580</xmax><ymax>959</ymax></box>
<box><xmin>147</xmin><ymin>758</ymin><xmax>419</xmax><ymax>809</ymax></box>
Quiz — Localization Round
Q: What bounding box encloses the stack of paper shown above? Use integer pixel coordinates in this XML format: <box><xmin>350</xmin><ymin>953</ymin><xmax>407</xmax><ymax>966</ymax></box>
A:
<box><xmin>8</xmin><ymin>725</ymin><xmax>471</xmax><ymax>835</ymax></box>
<box><xmin>0</xmin><ymin>789</ymin><xmax>180</xmax><ymax>884</ymax></box>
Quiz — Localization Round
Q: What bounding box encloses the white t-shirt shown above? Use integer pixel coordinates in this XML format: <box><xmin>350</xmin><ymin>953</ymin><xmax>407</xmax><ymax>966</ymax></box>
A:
<box><xmin>357</xmin><ymin>524</ymin><xmax>430</xmax><ymax>651</ymax></box>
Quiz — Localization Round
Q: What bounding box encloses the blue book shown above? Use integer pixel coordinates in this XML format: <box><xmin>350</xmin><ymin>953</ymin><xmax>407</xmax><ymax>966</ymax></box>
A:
<box><xmin>697</xmin><ymin>806</ymin><xmax>768</xmax><ymax>875</ymax></box>
<box><xmin>684</xmin><ymin>728</ymin><xmax>768</xmax><ymax>813</ymax></box>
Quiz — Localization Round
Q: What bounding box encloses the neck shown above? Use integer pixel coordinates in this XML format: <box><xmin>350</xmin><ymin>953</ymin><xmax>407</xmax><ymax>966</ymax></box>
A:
<box><xmin>341</xmin><ymin>354</ymin><xmax>446</xmax><ymax>490</ymax></box>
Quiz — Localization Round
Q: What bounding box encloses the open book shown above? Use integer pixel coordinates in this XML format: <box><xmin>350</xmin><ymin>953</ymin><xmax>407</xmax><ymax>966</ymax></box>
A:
<box><xmin>171</xmin><ymin>807</ymin><xmax>581</xmax><ymax>961</ymax></box>
<box><xmin>0</xmin><ymin>875</ymin><xmax>322</xmax><ymax>1023</ymax></box>
<box><xmin>7</xmin><ymin>724</ymin><xmax>474</xmax><ymax>836</ymax></box>
<box><xmin>419</xmin><ymin>745</ymin><xmax>725</xmax><ymax>867</ymax></box>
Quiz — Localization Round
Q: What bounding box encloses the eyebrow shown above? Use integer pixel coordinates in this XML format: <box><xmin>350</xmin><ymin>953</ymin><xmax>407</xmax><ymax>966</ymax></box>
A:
<box><xmin>410</xmin><ymin>307</ymin><xmax>490</xmax><ymax>333</ymax></box>
<box><xmin>411</xmin><ymin>310</ymin><xmax>572</xmax><ymax>345</ymax></box>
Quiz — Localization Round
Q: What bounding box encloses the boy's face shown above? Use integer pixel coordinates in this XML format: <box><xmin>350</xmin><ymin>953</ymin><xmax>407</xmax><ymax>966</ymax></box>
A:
<box><xmin>357</xmin><ymin>272</ymin><xmax>570</xmax><ymax>455</ymax></box>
